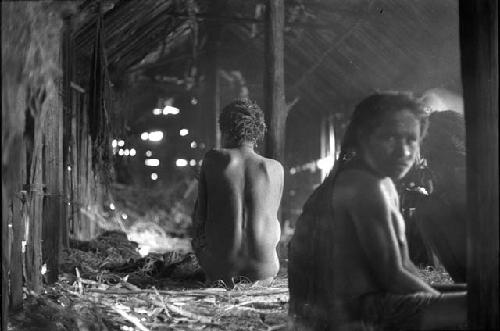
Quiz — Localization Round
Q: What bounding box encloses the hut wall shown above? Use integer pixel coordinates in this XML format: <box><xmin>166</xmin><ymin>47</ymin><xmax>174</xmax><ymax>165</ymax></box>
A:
<box><xmin>0</xmin><ymin>2</ymin><xmax>111</xmax><ymax>324</ymax></box>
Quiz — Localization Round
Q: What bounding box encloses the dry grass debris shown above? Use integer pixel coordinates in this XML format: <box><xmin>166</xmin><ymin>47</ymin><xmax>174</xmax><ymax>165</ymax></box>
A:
<box><xmin>10</xmin><ymin>230</ymin><xmax>453</xmax><ymax>330</ymax></box>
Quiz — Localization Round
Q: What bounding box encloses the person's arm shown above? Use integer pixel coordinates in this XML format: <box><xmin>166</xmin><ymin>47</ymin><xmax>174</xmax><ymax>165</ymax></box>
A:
<box><xmin>347</xmin><ymin>174</ymin><xmax>439</xmax><ymax>295</ymax></box>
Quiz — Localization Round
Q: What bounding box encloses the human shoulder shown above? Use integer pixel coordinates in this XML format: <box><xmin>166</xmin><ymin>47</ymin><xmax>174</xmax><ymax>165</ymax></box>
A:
<box><xmin>257</xmin><ymin>156</ymin><xmax>284</xmax><ymax>177</ymax></box>
<box><xmin>202</xmin><ymin>148</ymin><xmax>230</xmax><ymax>162</ymax></box>
<box><xmin>335</xmin><ymin>168</ymin><xmax>392</xmax><ymax>209</ymax></box>
<box><xmin>264</xmin><ymin>157</ymin><xmax>284</xmax><ymax>171</ymax></box>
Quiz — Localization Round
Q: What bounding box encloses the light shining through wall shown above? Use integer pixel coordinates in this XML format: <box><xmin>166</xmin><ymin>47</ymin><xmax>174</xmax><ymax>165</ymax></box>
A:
<box><xmin>148</xmin><ymin>131</ymin><xmax>163</xmax><ymax>141</ymax></box>
<box><xmin>145</xmin><ymin>159</ymin><xmax>160</xmax><ymax>167</ymax></box>
<box><xmin>141</xmin><ymin>131</ymin><xmax>163</xmax><ymax>142</ymax></box>
<box><xmin>151</xmin><ymin>173</ymin><xmax>158</xmax><ymax>181</ymax></box>
<box><xmin>176</xmin><ymin>159</ymin><xmax>188</xmax><ymax>167</ymax></box>
<box><xmin>179</xmin><ymin>129</ymin><xmax>189</xmax><ymax>136</ymax></box>
<box><xmin>162</xmin><ymin>105</ymin><xmax>180</xmax><ymax>115</ymax></box>
<box><xmin>316</xmin><ymin>156</ymin><xmax>335</xmax><ymax>171</ymax></box>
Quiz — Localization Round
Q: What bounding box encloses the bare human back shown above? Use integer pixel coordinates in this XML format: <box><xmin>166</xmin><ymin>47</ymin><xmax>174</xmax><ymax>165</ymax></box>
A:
<box><xmin>192</xmin><ymin>99</ymin><xmax>284</xmax><ymax>286</ymax></box>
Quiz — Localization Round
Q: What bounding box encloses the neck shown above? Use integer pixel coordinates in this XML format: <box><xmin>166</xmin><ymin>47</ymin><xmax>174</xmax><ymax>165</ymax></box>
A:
<box><xmin>224</xmin><ymin>141</ymin><xmax>255</xmax><ymax>149</ymax></box>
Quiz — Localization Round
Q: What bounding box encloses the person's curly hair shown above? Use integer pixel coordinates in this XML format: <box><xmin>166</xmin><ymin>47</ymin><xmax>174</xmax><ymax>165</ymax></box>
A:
<box><xmin>219</xmin><ymin>99</ymin><xmax>267</xmax><ymax>145</ymax></box>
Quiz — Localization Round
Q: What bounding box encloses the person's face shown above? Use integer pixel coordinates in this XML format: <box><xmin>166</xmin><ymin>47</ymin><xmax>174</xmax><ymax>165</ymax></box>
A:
<box><xmin>359</xmin><ymin>109</ymin><xmax>421</xmax><ymax>180</ymax></box>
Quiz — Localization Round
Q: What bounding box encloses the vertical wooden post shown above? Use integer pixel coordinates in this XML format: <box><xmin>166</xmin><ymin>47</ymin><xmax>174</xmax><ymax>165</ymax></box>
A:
<box><xmin>264</xmin><ymin>0</ymin><xmax>286</xmax><ymax>164</ymax></box>
<box><xmin>26</xmin><ymin>99</ymin><xmax>44</xmax><ymax>293</ymax></box>
<box><xmin>70</xmin><ymin>90</ymin><xmax>80</xmax><ymax>239</ymax></box>
<box><xmin>61</xmin><ymin>13</ymin><xmax>73</xmax><ymax>249</ymax></box>
<box><xmin>9</xmin><ymin>139</ymin><xmax>27</xmax><ymax>312</ymax></box>
<box><xmin>459</xmin><ymin>0</ymin><xmax>499</xmax><ymax>329</ymax></box>
<box><xmin>1</xmin><ymin>190</ymin><xmax>9</xmax><ymax>331</ymax></box>
<box><xmin>42</xmin><ymin>92</ymin><xmax>64</xmax><ymax>284</ymax></box>
<box><xmin>77</xmin><ymin>94</ymin><xmax>89</xmax><ymax>240</ymax></box>
<box><xmin>87</xmin><ymin>135</ymin><xmax>93</xmax><ymax>239</ymax></box>
<box><xmin>202</xmin><ymin>2</ymin><xmax>224</xmax><ymax>150</ymax></box>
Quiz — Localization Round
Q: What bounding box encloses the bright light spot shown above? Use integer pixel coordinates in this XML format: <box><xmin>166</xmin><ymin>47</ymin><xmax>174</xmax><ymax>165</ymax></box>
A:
<box><xmin>152</xmin><ymin>108</ymin><xmax>162</xmax><ymax>115</ymax></box>
<box><xmin>118</xmin><ymin>149</ymin><xmax>124</xmax><ymax>156</ymax></box>
<box><xmin>190</xmin><ymin>141</ymin><xmax>197</xmax><ymax>148</ymax></box>
<box><xmin>176</xmin><ymin>159</ymin><xmax>188</xmax><ymax>167</ymax></box>
<box><xmin>109</xmin><ymin>203</ymin><xmax>115</xmax><ymax>210</ymax></box>
<box><xmin>151</xmin><ymin>173</ymin><xmax>158</xmax><ymax>180</ymax></box>
<box><xmin>138</xmin><ymin>245</ymin><xmax>150</xmax><ymax>257</ymax></box>
<box><xmin>316</xmin><ymin>156</ymin><xmax>335</xmax><ymax>171</ymax></box>
<box><xmin>124</xmin><ymin>149</ymin><xmax>130</xmax><ymax>156</ymax></box>
<box><xmin>67</xmin><ymin>166</ymin><xmax>71</xmax><ymax>171</ymax></box>
<box><xmin>191</xmin><ymin>97</ymin><xmax>198</xmax><ymax>105</ymax></box>
<box><xmin>290</xmin><ymin>168</ymin><xmax>297</xmax><ymax>175</ymax></box>
<box><xmin>145</xmin><ymin>158</ymin><xmax>160</xmax><ymax>167</ymax></box>
<box><xmin>198</xmin><ymin>160</ymin><xmax>203</xmax><ymax>166</ymax></box>
<box><xmin>118</xmin><ymin>140</ymin><xmax>125</xmax><ymax>147</ymax></box>
<box><xmin>122</xmin><ymin>213</ymin><xmax>128</xmax><ymax>220</ymax></box>
<box><xmin>130</xmin><ymin>148</ymin><xmax>136</xmax><ymax>156</ymax></box>
<box><xmin>112</xmin><ymin>139</ymin><xmax>117</xmax><ymax>148</ymax></box>
<box><xmin>162</xmin><ymin>105</ymin><xmax>180</xmax><ymax>115</ymax></box>
<box><xmin>41</xmin><ymin>264</ymin><xmax>47</xmax><ymax>275</ymax></box>
<box><xmin>190</xmin><ymin>159</ymin><xmax>196</xmax><ymax>166</ymax></box>
<box><xmin>148</xmin><ymin>131</ymin><xmax>163</xmax><ymax>142</ymax></box>
<box><xmin>416</xmin><ymin>187</ymin><xmax>429</xmax><ymax>196</ymax></box>
<box><xmin>145</xmin><ymin>150</ymin><xmax>152</xmax><ymax>157</ymax></box>
<box><xmin>141</xmin><ymin>132</ymin><xmax>149</xmax><ymax>141</ymax></box>
<box><xmin>179</xmin><ymin>129</ymin><xmax>189</xmax><ymax>136</ymax></box>
<box><xmin>8</xmin><ymin>223</ymin><xmax>12</xmax><ymax>228</ymax></box>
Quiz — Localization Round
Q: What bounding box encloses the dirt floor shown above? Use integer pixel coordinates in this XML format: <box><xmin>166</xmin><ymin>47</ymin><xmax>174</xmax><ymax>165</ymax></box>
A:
<box><xmin>8</xmin><ymin>231</ymin><xmax>453</xmax><ymax>331</ymax></box>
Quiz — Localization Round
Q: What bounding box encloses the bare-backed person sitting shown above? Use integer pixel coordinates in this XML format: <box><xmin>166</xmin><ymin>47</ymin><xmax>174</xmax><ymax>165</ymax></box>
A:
<box><xmin>192</xmin><ymin>99</ymin><xmax>284</xmax><ymax>288</ymax></box>
<box><xmin>288</xmin><ymin>93</ymin><xmax>466</xmax><ymax>330</ymax></box>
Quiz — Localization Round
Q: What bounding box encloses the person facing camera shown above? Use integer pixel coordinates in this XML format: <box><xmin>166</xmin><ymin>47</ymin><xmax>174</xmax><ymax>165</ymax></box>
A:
<box><xmin>288</xmin><ymin>92</ymin><xmax>466</xmax><ymax>330</ymax></box>
<box><xmin>192</xmin><ymin>99</ymin><xmax>284</xmax><ymax>288</ymax></box>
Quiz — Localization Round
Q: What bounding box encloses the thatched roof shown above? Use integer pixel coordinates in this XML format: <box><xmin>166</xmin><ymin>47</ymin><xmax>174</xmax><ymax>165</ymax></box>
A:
<box><xmin>72</xmin><ymin>0</ymin><xmax>461</xmax><ymax>119</ymax></box>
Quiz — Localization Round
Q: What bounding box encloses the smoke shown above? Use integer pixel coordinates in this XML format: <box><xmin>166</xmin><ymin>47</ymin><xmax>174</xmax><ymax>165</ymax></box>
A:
<box><xmin>126</xmin><ymin>221</ymin><xmax>191</xmax><ymax>255</ymax></box>
<box><xmin>420</xmin><ymin>88</ymin><xmax>463</xmax><ymax>114</ymax></box>
<box><xmin>79</xmin><ymin>205</ymin><xmax>192</xmax><ymax>256</ymax></box>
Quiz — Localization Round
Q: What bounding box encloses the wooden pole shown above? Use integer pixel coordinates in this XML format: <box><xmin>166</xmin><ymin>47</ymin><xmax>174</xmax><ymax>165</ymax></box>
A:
<box><xmin>9</xmin><ymin>139</ymin><xmax>27</xmax><ymax>312</ymax></box>
<box><xmin>26</xmin><ymin>90</ymin><xmax>45</xmax><ymax>294</ymax></box>
<box><xmin>42</xmin><ymin>92</ymin><xmax>64</xmax><ymax>284</ymax></box>
<box><xmin>264</xmin><ymin>0</ymin><xmax>286</xmax><ymax>164</ymax></box>
<box><xmin>201</xmin><ymin>1</ymin><xmax>224</xmax><ymax>150</ymax></box>
<box><xmin>1</xmin><ymin>190</ymin><xmax>9</xmax><ymax>331</ymax></box>
<box><xmin>459</xmin><ymin>0</ymin><xmax>499</xmax><ymax>329</ymax></box>
<box><xmin>62</xmin><ymin>13</ymin><xmax>73</xmax><ymax>250</ymax></box>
